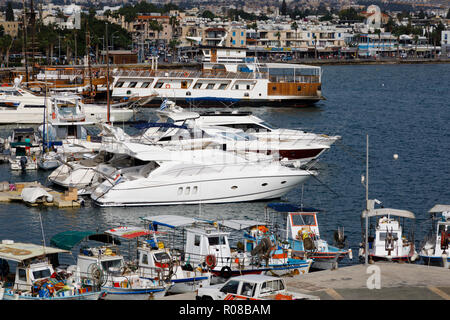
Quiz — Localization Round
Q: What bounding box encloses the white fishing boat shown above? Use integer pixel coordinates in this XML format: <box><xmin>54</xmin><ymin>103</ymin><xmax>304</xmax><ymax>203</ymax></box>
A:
<box><xmin>419</xmin><ymin>204</ymin><xmax>450</xmax><ymax>267</ymax></box>
<box><xmin>90</xmin><ymin>141</ymin><xmax>315</xmax><ymax>206</ymax></box>
<box><xmin>266</xmin><ymin>202</ymin><xmax>352</xmax><ymax>270</ymax></box>
<box><xmin>0</xmin><ymin>240</ymin><xmax>105</xmax><ymax>300</ymax></box>
<box><xmin>50</xmin><ymin>231</ymin><xmax>171</xmax><ymax>300</ymax></box>
<box><xmin>0</xmin><ymin>80</ymin><xmax>136</xmax><ymax>124</ymax></box>
<box><xmin>111</xmin><ymin>46</ymin><xmax>324</xmax><ymax>107</ymax></box>
<box><xmin>5</xmin><ymin>128</ymin><xmax>40</xmax><ymax>171</ymax></box>
<box><xmin>141</xmin><ymin>215</ymin><xmax>312</xmax><ymax>279</ymax></box>
<box><xmin>359</xmin><ymin>202</ymin><xmax>418</xmax><ymax>262</ymax></box>
<box><xmin>105</xmin><ymin>226</ymin><xmax>212</xmax><ymax>294</ymax></box>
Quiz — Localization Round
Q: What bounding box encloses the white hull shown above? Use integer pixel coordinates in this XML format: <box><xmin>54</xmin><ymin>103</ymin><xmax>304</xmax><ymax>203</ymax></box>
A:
<box><xmin>92</xmin><ymin>173</ymin><xmax>310</xmax><ymax>207</ymax></box>
<box><xmin>1</xmin><ymin>290</ymin><xmax>103</xmax><ymax>300</ymax></box>
<box><xmin>0</xmin><ymin>106</ymin><xmax>134</xmax><ymax>124</ymax></box>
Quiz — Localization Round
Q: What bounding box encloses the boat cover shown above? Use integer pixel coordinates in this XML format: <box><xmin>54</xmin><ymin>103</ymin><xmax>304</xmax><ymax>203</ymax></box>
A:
<box><xmin>267</xmin><ymin>202</ymin><xmax>321</xmax><ymax>213</ymax></box>
<box><xmin>0</xmin><ymin>242</ymin><xmax>68</xmax><ymax>263</ymax></box>
<box><xmin>429</xmin><ymin>204</ymin><xmax>450</xmax><ymax>213</ymax></box>
<box><xmin>21</xmin><ymin>187</ymin><xmax>54</xmax><ymax>204</ymax></box>
<box><xmin>104</xmin><ymin>226</ymin><xmax>150</xmax><ymax>239</ymax></box>
<box><xmin>50</xmin><ymin>231</ymin><xmax>119</xmax><ymax>250</ymax></box>
<box><xmin>217</xmin><ymin>219</ymin><xmax>267</xmax><ymax>230</ymax></box>
<box><xmin>361</xmin><ymin>208</ymin><xmax>415</xmax><ymax>219</ymax></box>
<box><xmin>141</xmin><ymin>215</ymin><xmax>199</xmax><ymax>229</ymax></box>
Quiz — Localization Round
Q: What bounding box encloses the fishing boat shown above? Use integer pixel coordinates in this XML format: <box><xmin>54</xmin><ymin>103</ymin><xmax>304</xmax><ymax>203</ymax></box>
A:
<box><xmin>6</xmin><ymin>128</ymin><xmax>40</xmax><ymax>171</ymax></box>
<box><xmin>359</xmin><ymin>203</ymin><xmax>418</xmax><ymax>262</ymax></box>
<box><xmin>266</xmin><ymin>202</ymin><xmax>353</xmax><ymax>270</ymax></box>
<box><xmin>111</xmin><ymin>46</ymin><xmax>324</xmax><ymax>107</ymax></box>
<box><xmin>50</xmin><ymin>230</ymin><xmax>171</xmax><ymax>300</ymax></box>
<box><xmin>0</xmin><ymin>240</ymin><xmax>105</xmax><ymax>300</ymax></box>
<box><xmin>419</xmin><ymin>204</ymin><xmax>450</xmax><ymax>267</ymax></box>
<box><xmin>141</xmin><ymin>215</ymin><xmax>312</xmax><ymax>280</ymax></box>
<box><xmin>105</xmin><ymin>226</ymin><xmax>212</xmax><ymax>294</ymax></box>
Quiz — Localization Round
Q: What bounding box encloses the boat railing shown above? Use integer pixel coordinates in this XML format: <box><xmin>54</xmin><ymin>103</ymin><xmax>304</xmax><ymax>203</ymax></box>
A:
<box><xmin>114</xmin><ymin>69</ymin><xmax>269</xmax><ymax>81</ymax></box>
<box><xmin>268</xmin><ymin>75</ymin><xmax>320</xmax><ymax>83</ymax></box>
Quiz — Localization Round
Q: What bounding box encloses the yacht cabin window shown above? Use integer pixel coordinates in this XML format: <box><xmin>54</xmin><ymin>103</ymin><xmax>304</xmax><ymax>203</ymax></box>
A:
<box><xmin>32</xmin><ymin>268</ymin><xmax>52</xmax><ymax>280</ymax></box>
<box><xmin>208</xmin><ymin>236</ymin><xmax>226</xmax><ymax>246</ymax></box>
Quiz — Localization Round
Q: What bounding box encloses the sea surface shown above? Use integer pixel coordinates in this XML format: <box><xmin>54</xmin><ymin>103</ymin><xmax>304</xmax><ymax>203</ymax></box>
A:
<box><xmin>0</xmin><ymin>63</ymin><xmax>449</xmax><ymax>268</ymax></box>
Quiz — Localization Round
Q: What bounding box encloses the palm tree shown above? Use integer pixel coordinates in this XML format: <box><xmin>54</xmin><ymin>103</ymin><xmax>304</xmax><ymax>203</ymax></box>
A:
<box><xmin>413</xmin><ymin>34</ymin><xmax>419</xmax><ymax>59</ymax></box>
<box><xmin>149</xmin><ymin>20</ymin><xmax>163</xmax><ymax>48</ymax></box>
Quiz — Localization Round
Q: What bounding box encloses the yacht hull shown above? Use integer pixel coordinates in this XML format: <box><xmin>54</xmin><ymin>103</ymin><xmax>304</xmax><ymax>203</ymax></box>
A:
<box><xmin>92</xmin><ymin>174</ymin><xmax>311</xmax><ymax>207</ymax></box>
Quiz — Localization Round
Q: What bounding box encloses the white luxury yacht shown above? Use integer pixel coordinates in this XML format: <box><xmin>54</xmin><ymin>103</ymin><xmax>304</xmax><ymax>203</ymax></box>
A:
<box><xmin>0</xmin><ymin>78</ymin><xmax>136</xmax><ymax>124</ymax></box>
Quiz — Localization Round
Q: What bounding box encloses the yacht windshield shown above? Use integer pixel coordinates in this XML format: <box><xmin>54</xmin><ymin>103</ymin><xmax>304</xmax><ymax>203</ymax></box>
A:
<box><xmin>101</xmin><ymin>258</ymin><xmax>123</xmax><ymax>272</ymax></box>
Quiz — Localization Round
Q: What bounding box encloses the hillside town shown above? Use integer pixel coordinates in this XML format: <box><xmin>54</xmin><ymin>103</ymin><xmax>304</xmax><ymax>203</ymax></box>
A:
<box><xmin>0</xmin><ymin>0</ymin><xmax>449</xmax><ymax>67</ymax></box>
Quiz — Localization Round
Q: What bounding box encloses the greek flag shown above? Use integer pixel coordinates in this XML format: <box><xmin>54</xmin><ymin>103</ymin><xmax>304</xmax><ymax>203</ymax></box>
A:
<box><xmin>160</xmin><ymin>99</ymin><xmax>169</xmax><ymax>110</ymax></box>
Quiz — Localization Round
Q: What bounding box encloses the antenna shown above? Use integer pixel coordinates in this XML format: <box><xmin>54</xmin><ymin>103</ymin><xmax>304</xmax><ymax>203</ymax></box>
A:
<box><xmin>364</xmin><ymin>134</ymin><xmax>369</xmax><ymax>265</ymax></box>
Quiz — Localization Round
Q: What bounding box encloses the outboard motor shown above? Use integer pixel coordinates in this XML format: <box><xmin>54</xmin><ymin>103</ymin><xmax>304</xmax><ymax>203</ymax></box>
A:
<box><xmin>20</xmin><ymin>156</ymin><xmax>28</xmax><ymax>171</ymax></box>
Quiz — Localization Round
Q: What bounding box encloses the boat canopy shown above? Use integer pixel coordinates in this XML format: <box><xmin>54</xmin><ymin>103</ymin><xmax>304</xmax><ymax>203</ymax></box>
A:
<box><xmin>50</xmin><ymin>231</ymin><xmax>119</xmax><ymax>250</ymax></box>
<box><xmin>428</xmin><ymin>204</ymin><xmax>450</xmax><ymax>214</ymax></box>
<box><xmin>0</xmin><ymin>242</ymin><xmax>68</xmax><ymax>263</ymax></box>
<box><xmin>217</xmin><ymin>219</ymin><xmax>267</xmax><ymax>230</ymax></box>
<box><xmin>266</xmin><ymin>202</ymin><xmax>321</xmax><ymax>213</ymax></box>
<box><xmin>361</xmin><ymin>208</ymin><xmax>415</xmax><ymax>219</ymax></box>
<box><xmin>104</xmin><ymin>226</ymin><xmax>151</xmax><ymax>239</ymax></box>
<box><xmin>141</xmin><ymin>215</ymin><xmax>199</xmax><ymax>229</ymax></box>
<box><xmin>133</xmin><ymin>122</ymin><xmax>188</xmax><ymax>130</ymax></box>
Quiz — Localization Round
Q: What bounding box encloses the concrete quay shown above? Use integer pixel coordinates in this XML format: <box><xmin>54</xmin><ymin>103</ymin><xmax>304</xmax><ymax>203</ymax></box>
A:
<box><xmin>161</xmin><ymin>262</ymin><xmax>450</xmax><ymax>300</ymax></box>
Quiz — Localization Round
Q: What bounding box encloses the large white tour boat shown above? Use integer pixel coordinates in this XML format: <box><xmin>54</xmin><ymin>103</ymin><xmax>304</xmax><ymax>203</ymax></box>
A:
<box><xmin>111</xmin><ymin>46</ymin><xmax>324</xmax><ymax>107</ymax></box>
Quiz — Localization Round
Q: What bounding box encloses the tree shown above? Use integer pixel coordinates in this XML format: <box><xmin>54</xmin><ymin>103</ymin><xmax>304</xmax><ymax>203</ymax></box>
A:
<box><xmin>201</xmin><ymin>10</ymin><xmax>215</xmax><ymax>20</ymax></box>
<box><xmin>5</xmin><ymin>1</ymin><xmax>14</xmax><ymax>21</ymax></box>
<box><xmin>280</xmin><ymin>0</ymin><xmax>287</xmax><ymax>16</ymax></box>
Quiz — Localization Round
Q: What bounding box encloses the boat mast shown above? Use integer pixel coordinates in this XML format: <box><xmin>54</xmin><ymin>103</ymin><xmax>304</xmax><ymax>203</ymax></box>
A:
<box><xmin>22</xmin><ymin>0</ymin><xmax>29</xmax><ymax>84</ymax></box>
<box><xmin>86</xmin><ymin>27</ymin><xmax>93</xmax><ymax>96</ymax></box>
<box><xmin>364</xmin><ymin>134</ymin><xmax>369</xmax><ymax>265</ymax></box>
<box><xmin>105</xmin><ymin>22</ymin><xmax>110</xmax><ymax>124</ymax></box>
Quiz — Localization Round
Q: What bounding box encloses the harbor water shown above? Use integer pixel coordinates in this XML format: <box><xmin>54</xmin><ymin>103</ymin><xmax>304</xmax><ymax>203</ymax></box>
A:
<box><xmin>0</xmin><ymin>63</ymin><xmax>449</xmax><ymax>268</ymax></box>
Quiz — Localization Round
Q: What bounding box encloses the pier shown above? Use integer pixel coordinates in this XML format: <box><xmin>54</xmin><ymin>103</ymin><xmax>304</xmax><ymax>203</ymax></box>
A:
<box><xmin>161</xmin><ymin>263</ymin><xmax>450</xmax><ymax>300</ymax></box>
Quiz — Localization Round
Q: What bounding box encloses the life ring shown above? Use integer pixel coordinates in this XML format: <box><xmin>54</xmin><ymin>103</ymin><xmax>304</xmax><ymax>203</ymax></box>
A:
<box><xmin>183</xmin><ymin>72</ymin><xmax>189</xmax><ymax>77</ymax></box>
<box><xmin>165</xmin><ymin>83</ymin><xmax>171</xmax><ymax>89</ymax></box>
<box><xmin>205</xmin><ymin>254</ymin><xmax>217</xmax><ymax>269</ymax></box>
<box><xmin>220</xmin><ymin>266</ymin><xmax>232</xmax><ymax>279</ymax></box>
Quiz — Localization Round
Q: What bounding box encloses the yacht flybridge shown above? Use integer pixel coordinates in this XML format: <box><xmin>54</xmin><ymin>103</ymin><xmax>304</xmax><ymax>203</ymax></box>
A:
<box><xmin>111</xmin><ymin>47</ymin><xmax>324</xmax><ymax>107</ymax></box>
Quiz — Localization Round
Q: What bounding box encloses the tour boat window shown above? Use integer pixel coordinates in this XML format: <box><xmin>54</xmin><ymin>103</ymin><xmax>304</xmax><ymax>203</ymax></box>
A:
<box><xmin>297</xmin><ymin>86</ymin><xmax>302</xmax><ymax>91</ymax></box>
<box><xmin>177</xmin><ymin>187</ymin><xmax>183</xmax><ymax>195</ymax></box>
<box><xmin>193</xmin><ymin>186</ymin><xmax>198</xmax><ymax>194</ymax></box>
<box><xmin>115</xmin><ymin>81</ymin><xmax>124</xmax><ymax>88</ymax></box>
<box><xmin>235</xmin><ymin>84</ymin><xmax>239</xmax><ymax>90</ymax></box>
<box><xmin>244</xmin><ymin>92</ymin><xmax>249</xmax><ymax>97</ymax></box>
<box><xmin>154</xmin><ymin>82</ymin><xmax>164</xmax><ymax>88</ymax></box>
<box><xmin>246</xmin><ymin>84</ymin><xmax>251</xmax><ymax>90</ymax></box>
<box><xmin>261</xmin><ymin>183</ymin><xmax>268</xmax><ymax>186</ymax></box>
<box><xmin>218</xmin><ymin>83</ymin><xmax>227</xmax><ymax>90</ymax></box>
<box><xmin>193</xmin><ymin>82</ymin><xmax>202</xmax><ymax>89</ymax></box>
<box><xmin>185</xmin><ymin>187</ymin><xmax>191</xmax><ymax>195</ymax></box>
<box><xmin>141</xmin><ymin>82</ymin><xmax>151</xmax><ymax>88</ymax></box>
<box><xmin>206</xmin><ymin>83</ymin><xmax>214</xmax><ymax>89</ymax></box>
<box><xmin>208</xmin><ymin>236</ymin><xmax>226</xmax><ymax>246</ymax></box>
<box><xmin>128</xmin><ymin>82</ymin><xmax>137</xmax><ymax>88</ymax></box>
<box><xmin>24</xmin><ymin>105</ymin><xmax>45</xmax><ymax>108</ymax></box>
<box><xmin>231</xmin><ymin>186</ymin><xmax>238</xmax><ymax>189</ymax></box>
<box><xmin>32</xmin><ymin>268</ymin><xmax>52</xmax><ymax>280</ymax></box>
<box><xmin>186</xmin><ymin>91</ymin><xmax>191</xmax><ymax>96</ymax></box>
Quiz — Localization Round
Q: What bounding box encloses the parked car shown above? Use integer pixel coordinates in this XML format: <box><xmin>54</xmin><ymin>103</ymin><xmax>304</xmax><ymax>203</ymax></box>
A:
<box><xmin>196</xmin><ymin>274</ymin><xmax>319</xmax><ymax>300</ymax></box>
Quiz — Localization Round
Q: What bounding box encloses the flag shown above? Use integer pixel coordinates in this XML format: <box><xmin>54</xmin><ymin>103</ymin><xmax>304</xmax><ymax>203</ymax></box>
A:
<box><xmin>160</xmin><ymin>99</ymin><xmax>169</xmax><ymax>110</ymax></box>
<box><xmin>113</xmin><ymin>174</ymin><xmax>122</xmax><ymax>184</ymax></box>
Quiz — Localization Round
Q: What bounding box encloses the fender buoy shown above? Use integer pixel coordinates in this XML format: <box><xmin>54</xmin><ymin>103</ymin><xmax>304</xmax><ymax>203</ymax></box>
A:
<box><xmin>165</xmin><ymin>84</ymin><xmax>171</xmax><ymax>89</ymax></box>
<box><xmin>205</xmin><ymin>254</ymin><xmax>216</xmax><ymax>269</ymax></box>
<box><xmin>220</xmin><ymin>266</ymin><xmax>232</xmax><ymax>278</ymax></box>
